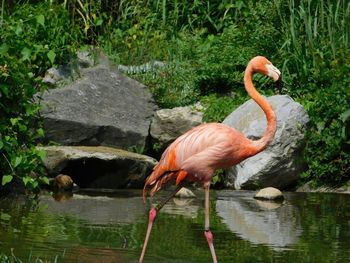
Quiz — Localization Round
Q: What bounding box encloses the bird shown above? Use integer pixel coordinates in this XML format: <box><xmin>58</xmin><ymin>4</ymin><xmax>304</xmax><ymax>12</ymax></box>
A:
<box><xmin>139</xmin><ymin>56</ymin><xmax>281</xmax><ymax>263</ymax></box>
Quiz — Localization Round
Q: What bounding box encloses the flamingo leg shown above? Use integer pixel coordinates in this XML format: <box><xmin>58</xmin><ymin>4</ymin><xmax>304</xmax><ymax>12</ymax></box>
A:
<box><xmin>139</xmin><ymin>207</ymin><xmax>157</xmax><ymax>263</ymax></box>
<box><xmin>139</xmin><ymin>185</ymin><xmax>183</xmax><ymax>263</ymax></box>
<box><xmin>204</xmin><ymin>183</ymin><xmax>218</xmax><ymax>263</ymax></box>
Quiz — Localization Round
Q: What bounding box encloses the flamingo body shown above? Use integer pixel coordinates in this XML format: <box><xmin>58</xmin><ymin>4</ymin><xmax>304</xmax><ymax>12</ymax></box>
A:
<box><xmin>144</xmin><ymin>123</ymin><xmax>257</xmax><ymax>197</ymax></box>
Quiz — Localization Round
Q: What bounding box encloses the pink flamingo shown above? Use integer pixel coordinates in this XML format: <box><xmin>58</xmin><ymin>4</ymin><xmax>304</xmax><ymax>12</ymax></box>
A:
<box><xmin>139</xmin><ymin>56</ymin><xmax>281</xmax><ymax>263</ymax></box>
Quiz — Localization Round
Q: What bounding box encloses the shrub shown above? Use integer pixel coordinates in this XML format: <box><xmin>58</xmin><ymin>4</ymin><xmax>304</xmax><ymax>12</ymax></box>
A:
<box><xmin>276</xmin><ymin>0</ymin><xmax>350</xmax><ymax>185</ymax></box>
<box><xmin>0</xmin><ymin>2</ymin><xmax>85</xmax><ymax>189</ymax></box>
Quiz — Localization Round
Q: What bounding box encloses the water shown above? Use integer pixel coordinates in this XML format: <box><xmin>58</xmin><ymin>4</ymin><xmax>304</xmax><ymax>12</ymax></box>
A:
<box><xmin>0</xmin><ymin>190</ymin><xmax>350</xmax><ymax>263</ymax></box>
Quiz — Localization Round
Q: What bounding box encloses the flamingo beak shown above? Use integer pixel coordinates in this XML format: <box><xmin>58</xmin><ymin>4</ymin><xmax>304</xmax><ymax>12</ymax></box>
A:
<box><xmin>275</xmin><ymin>73</ymin><xmax>283</xmax><ymax>94</ymax></box>
<box><xmin>266</xmin><ymin>64</ymin><xmax>281</xmax><ymax>82</ymax></box>
<box><xmin>266</xmin><ymin>64</ymin><xmax>283</xmax><ymax>93</ymax></box>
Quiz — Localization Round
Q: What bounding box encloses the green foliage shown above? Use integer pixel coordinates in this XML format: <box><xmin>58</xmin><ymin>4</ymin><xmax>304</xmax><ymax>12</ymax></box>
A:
<box><xmin>300</xmin><ymin>80</ymin><xmax>350</xmax><ymax>185</ymax></box>
<box><xmin>276</xmin><ymin>0</ymin><xmax>350</xmax><ymax>185</ymax></box>
<box><xmin>0</xmin><ymin>2</ymin><xmax>85</xmax><ymax>190</ymax></box>
<box><xmin>201</xmin><ymin>94</ymin><xmax>245</xmax><ymax>123</ymax></box>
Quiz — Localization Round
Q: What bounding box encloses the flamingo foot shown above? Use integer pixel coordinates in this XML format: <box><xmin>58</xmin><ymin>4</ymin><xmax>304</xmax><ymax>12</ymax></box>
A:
<box><xmin>139</xmin><ymin>207</ymin><xmax>158</xmax><ymax>263</ymax></box>
<box><xmin>204</xmin><ymin>230</ymin><xmax>218</xmax><ymax>263</ymax></box>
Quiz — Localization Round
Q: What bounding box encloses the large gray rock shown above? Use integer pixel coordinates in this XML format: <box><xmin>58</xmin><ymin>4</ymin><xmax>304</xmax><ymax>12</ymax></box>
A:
<box><xmin>39</xmin><ymin>146</ymin><xmax>157</xmax><ymax>189</ymax></box>
<box><xmin>223</xmin><ymin>95</ymin><xmax>309</xmax><ymax>190</ymax></box>
<box><xmin>40</xmin><ymin>64</ymin><xmax>157</xmax><ymax>150</ymax></box>
<box><xmin>150</xmin><ymin>104</ymin><xmax>203</xmax><ymax>152</ymax></box>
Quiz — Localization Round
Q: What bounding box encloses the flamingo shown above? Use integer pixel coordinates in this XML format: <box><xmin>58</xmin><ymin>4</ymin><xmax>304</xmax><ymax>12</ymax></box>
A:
<box><xmin>139</xmin><ymin>56</ymin><xmax>281</xmax><ymax>263</ymax></box>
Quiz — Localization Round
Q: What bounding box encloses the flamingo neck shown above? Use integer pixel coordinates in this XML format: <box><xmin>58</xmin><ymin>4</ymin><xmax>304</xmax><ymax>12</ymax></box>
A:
<box><xmin>244</xmin><ymin>64</ymin><xmax>277</xmax><ymax>154</ymax></box>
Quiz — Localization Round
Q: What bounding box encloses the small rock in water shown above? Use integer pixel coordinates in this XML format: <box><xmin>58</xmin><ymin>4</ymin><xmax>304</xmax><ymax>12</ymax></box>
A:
<box><xmin>175</xmin><ymin>187</ymin><xmax>196</xmax><ymax>198</ymax></box>
<box><xmin>51</xmin><ymin>174</ymin><xmax>74</xmax><ymax>191</ymax></box>
<box><xmin>254</xmin><ymin>187</ymin><xmax>284</xmax><ymax>200</ymax></box>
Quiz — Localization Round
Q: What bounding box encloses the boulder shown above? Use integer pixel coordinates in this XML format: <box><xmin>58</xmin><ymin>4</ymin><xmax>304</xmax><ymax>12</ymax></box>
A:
<box><xmin>175</xmin><ymin>187</ymin><xmax>196</xmax><ymax>198</ymax></box>
<box><xmin>254</xmin><ymin>187</ymin><xmax>284</xmax><ymax>200</ymax></box>
<box><xmin>39</xmin><ymin>63</ymin><xmax>157</xmax><ymax>150</ymax></box>
<box><xmin>150</xmin><ymin>104</ymin><xmax>203</xmax><ymax>152</ymax></box>
<box><xmin>39</xmin><ymin>146</ymin><xmax>157</xmax><ymax>189</ymax></box>
<box><xmin>223</xmin><ymin>95</ymin><xmax>309</xmax><ymax>190</ymax></box>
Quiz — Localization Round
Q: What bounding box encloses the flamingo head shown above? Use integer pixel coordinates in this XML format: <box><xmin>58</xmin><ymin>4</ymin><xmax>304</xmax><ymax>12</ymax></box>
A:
<box><xmin>249</xmin><ymin>56</ymin><xmax>281</xmax><ymax>82</ymax></box>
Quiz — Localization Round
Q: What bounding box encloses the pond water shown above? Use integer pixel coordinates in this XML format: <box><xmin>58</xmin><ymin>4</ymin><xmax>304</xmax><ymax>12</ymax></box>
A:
<box><xmin>0</xmin><ymin>189</ymin><xmax>350</xmax><ymax>263</ymax></box>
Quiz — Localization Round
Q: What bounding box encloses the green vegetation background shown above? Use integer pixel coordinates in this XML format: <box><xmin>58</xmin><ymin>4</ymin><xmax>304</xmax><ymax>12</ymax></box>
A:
<box><xmin>0</xmin><ymin>0</ymin><xmax>349</xmax><ymax>190</ymax></box>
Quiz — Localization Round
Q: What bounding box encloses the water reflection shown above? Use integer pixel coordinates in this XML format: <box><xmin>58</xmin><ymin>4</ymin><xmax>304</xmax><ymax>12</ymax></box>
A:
<box><xmin>41</xmin><ymin>193</ymin><xmax>144</xmax><ymax>224</ymax></box>
<box><xmin>216</xmin><ymin>191</ymin><xmax>302</xmax><ymax>248</ymax></box>
<box><xmin>162</xmin><ymin>198</ymin><xmax>199</xmax><ymax>218</ymax></box>
<box><xmin>1</xmin><ymin>190</ymin><xmax>350</xmax><ymax>263</ymax></box>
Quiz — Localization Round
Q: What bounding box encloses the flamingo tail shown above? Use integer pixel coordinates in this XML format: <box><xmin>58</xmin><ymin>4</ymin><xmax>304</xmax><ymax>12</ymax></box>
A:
<box><xmin>143</xmin><ymin>169</ymin><xmax>189</xmax><ymax>202</ymax></box>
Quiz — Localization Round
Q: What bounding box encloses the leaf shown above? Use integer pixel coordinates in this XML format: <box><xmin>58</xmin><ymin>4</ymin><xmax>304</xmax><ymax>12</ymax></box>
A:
<box><xmin>0</xmin><ymin>44</ymin><xmax>9</xmax><ymax>56</ymax></box>
<box><xmin>10</xmin><ymin>118</ymin><xmax>18</xmax><ymax>126</ymax></box>
<box><xmin>0</xmin><ymin>85</ymin><xmax>9</xmax><ymax>97</ymax></box>
<box><xmin>37</xmin><ymin>149</ymin><xmax>46</xmax><ymax>161</ymax></box>
<box><xmin>13</xmin><ymin>156</ymin><xmax>22</xmax><ymax>168</ymax></box>
<box><xmin>0</xmin><ymin>212</ymin><xmax>11</xmax><ymax>221</ymax></box>
<box><xmin>2</xmin><ymin>175</ymin><xmax>13</xmax><ymax>186</ymax></box>
<box><xmin>22</xmin><ymin>176</ymin><xmax>31</xmax><ymax>186</ymax></box>
<box><xmin>47</xmin><ymin>50</ymin><xmax>56</xmax><ymax>64</ymax></box>
<box><xmin>96</xmin><ymin>18</ymin><xmax>103</xmax><ymax>26</ymax></box>
<box><xmin>32</xmin><ymin>181</ymin><xmax>39</xmax><ymax>189</ymax></box>
<box><xmin>40</xmin><ymin>176</ymin><xmax>50</xmax><ymax>185</ymax></box>
<box><xmin>36</xmin><ymin>128</ymin><xmax>45</xmax><ymax>137</ymax></box>
<box><xmin>21</xmin><ymin>47</ymin><xmax>32</xmax><ymax>61</ymax></box>
<box><xmin>316</xmin><ymin>121</ymin><xmax>325</xmax><ymax>132</ymax></box>
<box><xmin>0</xmin><ymin>139</ymin><xmax>3</xmax><ymax>149</ymax></box>
<box><xmin>340</xmin><ymin>110</ymin><xmax>350</xmax><ymax>123</ymax></box>
<box><xmin>36</xmin><ymin>14</ymin><xmax>45</xmax><ymax>27</ymax></box>
<box><xmin>212</xmin><ymin>174</ymin><xmax>219</xmax><ymax>184</ymax></box>
<box><xmin>15</xmin><ymin>25</ymin><xmax>23</xmax><ymax>35</ymax></box>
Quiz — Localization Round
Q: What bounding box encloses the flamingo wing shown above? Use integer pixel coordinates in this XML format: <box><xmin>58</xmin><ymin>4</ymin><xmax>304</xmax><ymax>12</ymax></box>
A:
<box><xmin>143</xmin><ymin>123</ymin><xmax>254</xmax><ymax>200</ymax></box>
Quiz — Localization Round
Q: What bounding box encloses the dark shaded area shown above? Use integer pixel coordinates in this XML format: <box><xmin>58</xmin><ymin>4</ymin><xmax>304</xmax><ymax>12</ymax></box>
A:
<box><xmin>0</xmin><ymin>177</ymin><xmax>26</xmax><ymax>197</ymax></box>
<box><xmin>60</xmin><ymin>158</ymin><xmax>149</xmax><ymax>189</ymax></box>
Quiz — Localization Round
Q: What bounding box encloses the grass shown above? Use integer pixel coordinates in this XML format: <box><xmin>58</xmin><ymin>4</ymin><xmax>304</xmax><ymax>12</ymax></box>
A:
<box><xmin>0</xmin><ymin>249</ymin><xmax>65</xmax><ymax>263</ymax></box>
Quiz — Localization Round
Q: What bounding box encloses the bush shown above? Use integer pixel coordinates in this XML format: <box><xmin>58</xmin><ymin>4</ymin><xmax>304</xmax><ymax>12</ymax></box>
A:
<box><xmin>276</xmin><ymin>0</ymin><xmax>350</xmax><ymax>185</ymax></box>
<box><xmin>0</xmin><ymin>2</ymin><xmax>85</xmax><ymax>190</ymax></box>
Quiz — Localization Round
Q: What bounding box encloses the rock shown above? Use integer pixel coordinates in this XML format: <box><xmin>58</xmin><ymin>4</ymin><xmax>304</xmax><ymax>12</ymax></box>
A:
<box><xmin>42</xmin><ymin>66</ymin><xmax>72</xmax><ymax>85</ymax></box>
<box><xmin>76</xmin><ymin>49</ymin><xmax>95</xmax><ymax>68</ymax></box>
<box><xmin>42</xmin><ymin>49</ymin><xmax>96</xmax><ymax>85</ymax></box>
<box><xmin>175</xmin><ymin>187</ymin><xmax>196</xmax><ymax>198</ymax></box>
<box><xmin>254</xmin><ymin>187</ymin><xmax>284</xmax><ymax>200</ymax></box>
<box><xmin>50</xmin><ymin>174</ymin><xmax>74</xmax><ymax>191</ymax></box>
<box><xmin>39</xmin><ymin>63</ymin><xmax>157</xmax><ymax>150</ymax></box>
<box><xmin>39</xmin><ymin>146</ymin><xmax>157</xmax><ymax>189</ymax></box>
<box><xmin>223</xmin><ymin>95</ymin><xmax>309</xmax><ymax>190</ymax></box>
<box><xmin>296</xmin><ymin>181</ymin><xmax>350</xmax><ymax>194</ymax></box>
<box><xmin>150</xmin><ymin>103</ymin><xmax>204</xmax><ymax>152</ymax></box>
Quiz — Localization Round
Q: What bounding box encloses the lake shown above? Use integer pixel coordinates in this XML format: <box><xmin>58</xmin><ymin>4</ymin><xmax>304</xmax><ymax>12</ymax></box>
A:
<box><xmin>0</xmin><ymin>189</ymin><xmax>350</xmax><ymax>262</ymax></box>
